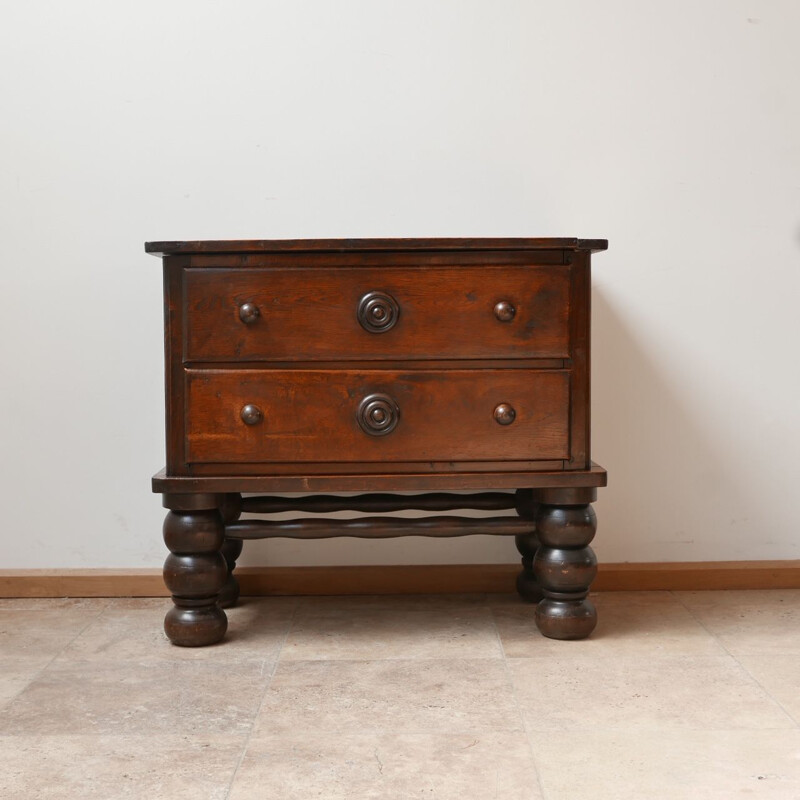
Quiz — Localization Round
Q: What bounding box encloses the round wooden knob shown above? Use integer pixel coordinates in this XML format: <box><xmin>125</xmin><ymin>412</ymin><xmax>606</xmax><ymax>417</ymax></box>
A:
<box><xmin>357</xmin><ymin>394</ymin><xmax>400</xmax><ymax>436</ymax></box>
<box><xmin>238</xmin><ymin>303</ymin><xmax>260</xmax><ymax>324</ymax></box>
<box><xmin>493</xmin><ymin>403</ymin><xmax>516</xmax><ymax>425</ymax></box>
<box><xmin>494</xmin><ymin>301</ymin><xmax>516</xmax><ymax>322</ymax></box>
<box><xmin>358</xmin><ymin>292</ymin><xmax>399</xmax><ymax>333</ymax></box>
<box><xmin>240</xmin><ymin>404</ymin><xmax>263</xmax><ymax>425</ymax></box>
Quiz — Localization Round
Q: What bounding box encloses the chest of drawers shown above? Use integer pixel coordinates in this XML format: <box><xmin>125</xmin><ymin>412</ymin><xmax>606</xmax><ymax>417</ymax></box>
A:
<box><xmin>148</xmin><ymin>238</ymin><xmax>607</xmax><ymax>647</ymax></box>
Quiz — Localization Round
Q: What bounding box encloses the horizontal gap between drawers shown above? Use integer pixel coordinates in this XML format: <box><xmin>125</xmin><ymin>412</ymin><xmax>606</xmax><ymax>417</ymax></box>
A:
<box><xmin>181</xmin><ymin>359</ymin><xmax>571</xmax><ymax>370</ymax></box>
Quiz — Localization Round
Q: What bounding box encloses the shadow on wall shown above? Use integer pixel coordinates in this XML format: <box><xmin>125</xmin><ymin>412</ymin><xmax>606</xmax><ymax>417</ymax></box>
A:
<box><xmin>591</xmin><ymin>289</ymin><xmax>759</xmax><ymax>563</ymax></box>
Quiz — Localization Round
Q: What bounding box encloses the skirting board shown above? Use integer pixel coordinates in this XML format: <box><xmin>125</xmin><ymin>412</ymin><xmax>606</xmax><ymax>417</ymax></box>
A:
<box><xmin>1</xmin><ymin>561</ymin><xmax>800</xmax><ymax>598</ymax></box>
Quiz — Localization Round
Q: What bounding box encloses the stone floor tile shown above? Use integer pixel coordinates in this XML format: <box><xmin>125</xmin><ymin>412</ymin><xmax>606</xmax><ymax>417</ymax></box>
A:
<box><xmin>0</xmin><ymin>660</ymin><xmax>44</xmax><ymax>708</ymax></box>
<box><xmin>0</xmin><ymin>598</ymin><xmax>110</xmax><ymax>611</ymax></box>
<box><xmin>738</xmin><ymin>654</ymin><xmax>800</xmax><ymax>724</ymax></box>
<box><xmin>528</xmin><ymin>728</ymin><xmax>800</xmax><ymax>800</ymax></box>
<box><xmin>3</xmin><ymin>590</ymin><xmax>799</xmax><ymax>800</ymax></box>
<box><xmin>296</xmin><ymin>594</ymin><xmax>489</xmax><ymax>610</ymax></box>
<box><xmin>252</xmin><ymin>658</ymin><xmax>521</xmax><ymax>736</ymax></box>
<box><xmin>58</xmin><ymin>597</ymin><xmax>297</xmax><ymax>666</ymax></box>
<box><xmin>0</xmin><ymin>606</ymin><xmax>106</xmax><ymax>660</ymax></box>
<box><xmin>0</xmin><ymin>734</ymin><xmax>245</xmax><ymax>799</ymax></box>
<box><xmin>509</xmin><ymin>654</ymin><xmax>795</xmax><ymax>732</ymax></box>
<box><xmin>282</xmin><ymin>602</ymin><xmax>502</xmax><ymax>661</ymax></box>
<box><xmin>676</xmin><ymin>590</ymin><xmax>800</xmax><ymax>655</ymax></box>
<box><xmin>229</xmin><ymin>731</ymin><xmax>542</xmax><ymax>800</ymax></box>
<box><xmin>491</xmin><ymin>591</ymin><xmax>726</xmax><ymax>658</ymax></box>
<box><xmin>0</xmin><ymin>660</ymin><xmax>273</xmax><ymax>736</ymax></box>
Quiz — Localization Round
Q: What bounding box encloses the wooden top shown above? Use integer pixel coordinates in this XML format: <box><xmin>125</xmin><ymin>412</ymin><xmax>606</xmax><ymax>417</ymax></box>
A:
<box><xmin>145</xmin><ymin>238</ymin><xmax>608</xmax><ymax>256</ymax></box>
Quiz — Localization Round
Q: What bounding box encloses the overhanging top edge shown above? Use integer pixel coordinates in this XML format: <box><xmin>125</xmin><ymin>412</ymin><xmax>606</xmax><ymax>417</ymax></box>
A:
<box><xmin>145</xmin><ymin>238</ymin><xmax>609</xmax><ymax>256</ymax></box>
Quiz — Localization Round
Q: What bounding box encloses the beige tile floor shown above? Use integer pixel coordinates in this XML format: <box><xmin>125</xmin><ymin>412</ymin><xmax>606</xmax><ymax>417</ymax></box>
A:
<box><xmin>1</xmin><ymin>590</ymin><xmax>799</xmax><ymax>799</ymax></box>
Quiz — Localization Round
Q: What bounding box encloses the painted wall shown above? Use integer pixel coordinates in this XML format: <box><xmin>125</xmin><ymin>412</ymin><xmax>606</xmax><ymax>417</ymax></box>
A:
<box><xmin>1</xmin><ymin>1</ymin><xmax>798</xmax><ymax>569</ymax></box>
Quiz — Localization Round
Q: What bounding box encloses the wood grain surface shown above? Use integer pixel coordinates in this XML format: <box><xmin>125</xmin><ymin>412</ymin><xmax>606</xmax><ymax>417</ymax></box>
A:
<box><xmin>185</xmin><ymin>368</ymin><xmax>570</xmax><ymax>465</ymax></box>
<box><xmin>183</xmin><ymin>265</ymin><xmax>571</xmax><ymax>362</ymax></box>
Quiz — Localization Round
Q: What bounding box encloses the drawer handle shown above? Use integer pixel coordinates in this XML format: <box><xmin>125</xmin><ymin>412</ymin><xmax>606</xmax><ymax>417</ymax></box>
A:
<box><xmin>240</xmin><ymin>404</ymin><xmax>263</xmax><ymax>426</ymax></box>
<box><xmin>493</xmin><ymin>403</ymin><xmax>516</xmax><ymax>425</ymax></box>
<box><xmin>358</xmin><ymin>291</ymin><xmax>399</xmax><ymax>333</ymax></box>
<box><xmin>357</xmin><ymin>393</ymin><xmax>400</xmax><ymax>436</ymax></box>
<box><xmin>494</xmin><ymin>300</ymin><xmax>516</xmax><ymax>322</ymax></box>
<box><xmin>238</xmin><ymin>302</ymin><xmax>260</xmax><ymax>325</ymax></box>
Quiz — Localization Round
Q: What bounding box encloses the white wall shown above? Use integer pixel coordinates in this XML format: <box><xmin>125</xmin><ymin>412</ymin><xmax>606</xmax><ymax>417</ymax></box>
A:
<box><xmin>1</xmin><ymin>1</ymin><xmax>798</xmax><ymax>569</ymax></box>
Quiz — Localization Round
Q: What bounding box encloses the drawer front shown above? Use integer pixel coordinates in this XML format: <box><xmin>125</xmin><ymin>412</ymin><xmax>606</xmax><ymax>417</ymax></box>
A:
<box><xmin>185</xmin><ymin>369</ymin><xmax>570</xmax><ymax>464</ymax></box>
<box><xmin>183</xmin><ymin>266</ymin><xmax>570</xmax><ymax>362</ymax></box>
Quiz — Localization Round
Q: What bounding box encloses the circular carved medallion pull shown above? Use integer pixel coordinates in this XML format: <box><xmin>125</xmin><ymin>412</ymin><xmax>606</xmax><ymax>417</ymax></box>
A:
<box><xmin>238</xmin><ymin>302</ymin><xmax>260</xmax><ymax>324</ymax></box>
<box><xmin>493</xmin><ymin>403</ymin><xmax>516</xmax><ymax>425</ymax></box>
<box><xmin>494</xmin><ymin>301</ymin><xmax>516</xmax><ymax>322</ymax></box>
<box><xmin>240</xmin><ymin>404</ymin><xmax>263</xmax><ymax>425</ymax></box>
<box><xmin>357</xmin><ymin>291</ymin><xmax>399</xmax><ymax>333</ymax></box>
<box><xmin>357</xmin><ymin>393</ymin><xmax>400</xmax><ymax>436</ymax></box>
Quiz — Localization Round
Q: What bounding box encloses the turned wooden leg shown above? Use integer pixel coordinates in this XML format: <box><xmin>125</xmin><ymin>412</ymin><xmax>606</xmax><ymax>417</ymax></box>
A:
<box><xmin>532</xmin><ymin>490</ymin><xmax>598</xmax><ymax>640</ymax></box>
<box><xmin>218</xmin><ymin>493</ymin><xmax>243</xmax><ymax>609</ymax></box>
<box><xmin>514</xmin><ymin>534</ymin><xmax>544</xmax><ymax>602</ymax></box>
<box><xmin>514</xmin><ymin>490</ymin><xmax>543</xmax><ymax>602</ymax></box>
<box><xmin>162</xmin><ymin>493</ymin><xmax>228</xmax><ymax>647</ymax></box>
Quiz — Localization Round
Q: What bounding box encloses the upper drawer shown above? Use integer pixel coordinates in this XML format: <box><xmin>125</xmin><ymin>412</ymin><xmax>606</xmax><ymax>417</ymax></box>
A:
<box><xmin>182</xmin><ymin>266</ymin><xmax>571</xmax><ymax>362</ymax></box>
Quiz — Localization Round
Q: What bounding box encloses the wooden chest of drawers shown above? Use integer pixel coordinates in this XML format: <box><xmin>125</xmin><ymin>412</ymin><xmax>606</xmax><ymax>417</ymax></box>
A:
<box><xmin>148</xmin><ymin>238</ymin><xmax>607</xmax><ymax>647</ymax></box>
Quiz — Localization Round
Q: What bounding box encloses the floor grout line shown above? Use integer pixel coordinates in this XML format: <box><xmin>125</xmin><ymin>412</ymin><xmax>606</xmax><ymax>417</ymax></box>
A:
<box><xmin>3</xmin><ymin>591</ymin><xmax>800</xmax><ymax>795</ymax></box>
<box><xmin>487</xmin><ymin>599</ymin><xmax>550</xmax><ymax>800</ymax></box>
<box><xmin>669</xmin><ymin>590</ymin><xmax>800</xmax><ymax>729</ymax></box>
<box><xmin>222</xmin><ymin>597</ymin><xmax>301</xmax><ymax>800</ymax></box>
<box><xmin>0</xmin><ymin>599</ymin><xmax>111</xmax><ymax>712</ymax></box>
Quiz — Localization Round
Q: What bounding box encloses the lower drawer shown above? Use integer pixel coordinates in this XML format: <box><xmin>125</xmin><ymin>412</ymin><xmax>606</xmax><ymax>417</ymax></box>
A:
<box><xmin>185</xmin><ymin>369</ymin><xmax>570</xmax><ymax>465</ymax></box>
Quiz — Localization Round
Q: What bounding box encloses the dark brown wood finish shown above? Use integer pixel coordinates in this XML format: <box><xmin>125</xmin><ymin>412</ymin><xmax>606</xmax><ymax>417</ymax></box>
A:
<box><xmin>240</xmin><ymin>492</ymin><xmax>518</xmax><ymax>514</ymax></box>
<box><xmin>226</xmin><ymin>516</ymin><xmax>536</xmax><ymax>540</ymax></box>
<box><xmin>217</xmin><ymin>493</ymin><xmax>243</xmax><ymax>609</ymax></box>
<box><xmin>161</xmin><ymin>493</ymin><xmax>227</xmax><ymax>646</ymax></box>
<box><xmin>514</xmin><ymin>489</ymin><xmax>543</xmax><ymax>602</ymax></box>
<box><xmin>152</xmin><ymin>463</ymin><xmax>607</xmax><ymax>494</ymax></box>
<box><xmin>566</xmin><ymin>249</ymin><xmax>591</xmax><ymax>469</ymax></box>
<box><xmin>179</xmin><ymin>460</ymin><xmax>572</xmax><ymax>478</ymax></box>
<box><xmin>149</xmin><ymin>237</ymin><xmax>607</xmax><ymax>645</ymax></box>
<box><xmin>163</xmin><ymin>256</ymin><xmax>188</xmax><ymax>474</ymax></box>
<box><xmin>532</xmin><ymin>496</ymin><xmax>599</xmax><ymax>639</ymax></box>
<box><xmin>183</xmin><ymin>265</ymin><xmax>571</xmax><ymax>362</ymax></box>
<box><xmin>182</xmin><ymin>250</ymin><xmax>567</xmax><ymax>269</ymax></box>
<box><xmin>146</xmin><ymin>237</ymin><xmax>608</xmax><ymax>255</ymax></box>
<box><xmin>184</xmin><ymin>368</ymin><xmax>570</xmax><ymax>465</ymax></box>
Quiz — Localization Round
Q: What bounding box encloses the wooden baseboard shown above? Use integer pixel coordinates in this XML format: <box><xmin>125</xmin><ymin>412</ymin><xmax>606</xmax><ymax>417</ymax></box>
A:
<box><xmin>1</xmin><ymin>561</ymin><xmax>799</xmax><ymax>598</ymax></box>
<box><xmin>0</xmin><ymin>570</ymin><xmax>167</xmax><ymax>599</ymax></box>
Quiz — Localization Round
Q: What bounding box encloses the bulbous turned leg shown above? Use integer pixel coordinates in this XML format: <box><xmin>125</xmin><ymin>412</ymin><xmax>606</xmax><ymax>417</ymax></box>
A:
<box><xmin>514</xmin><ymin>489</ymin><xmax>543</xmax><ymax>602</ymax></box>
<box><xmin>533</xmin><ymin>496</ymin><xmax>598</xmax><ymax>640</ymax></box>
<box><xmin>162</xmin><ymin>493</ymin><xmax>227</xmax><ymax>647</ymax></box>
<box><xmin>514</xmin><ymin>534</ymin><xmax>543</xmax><ymax>602</ymax></box>
<box><xmin>218</xmin><ymin>493</ymin><xmax>243</xmax><ymax>609</ymax></box>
